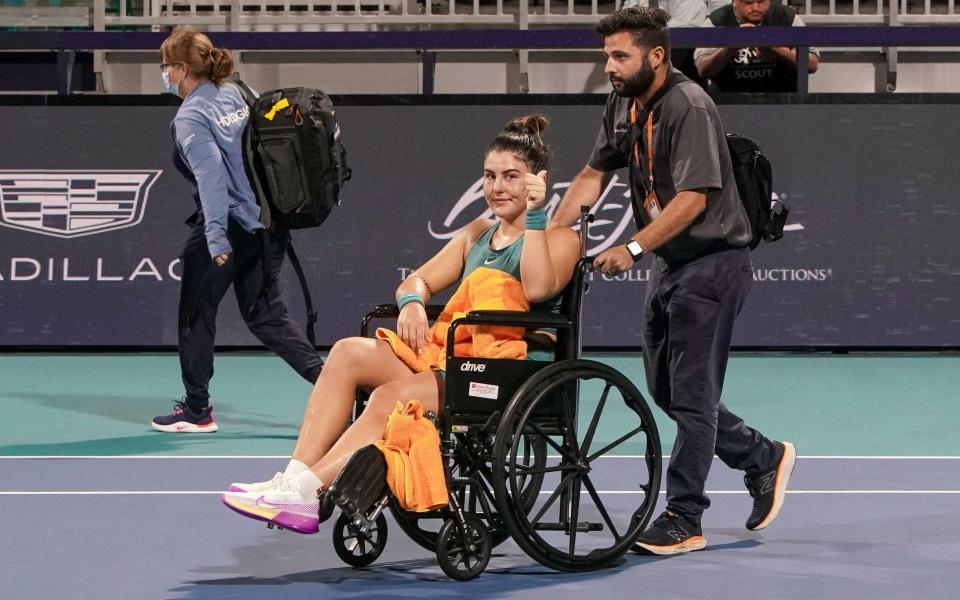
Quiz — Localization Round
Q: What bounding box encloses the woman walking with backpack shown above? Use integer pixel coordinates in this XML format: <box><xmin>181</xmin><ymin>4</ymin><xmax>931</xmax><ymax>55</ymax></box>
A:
<box><xmin>151</xmin><ymin>27</ymin><xmax>323</xmax><ymax>433</ymax></box>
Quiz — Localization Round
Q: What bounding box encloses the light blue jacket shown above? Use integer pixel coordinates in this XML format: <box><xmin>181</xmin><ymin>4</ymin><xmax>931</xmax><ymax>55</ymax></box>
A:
<box><xmin>171</xmin><ymin>81</ymin><xmax>262</xmax><ymax>257</ymax></box>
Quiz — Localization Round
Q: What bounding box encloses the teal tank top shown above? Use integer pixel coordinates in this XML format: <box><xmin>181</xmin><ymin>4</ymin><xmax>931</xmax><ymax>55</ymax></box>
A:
<box><xmin>462</xmin><ymin>223</ymin><xmax>559</xmax><ymax>361</ymax></box>
<box><xmin>464</xmin><ymin>222</ymin><xmax>523</xmax><ymax>281</ymax></box>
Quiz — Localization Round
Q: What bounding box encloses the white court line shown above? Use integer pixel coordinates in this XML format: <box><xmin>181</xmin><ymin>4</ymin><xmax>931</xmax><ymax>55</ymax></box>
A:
<box><xmin>2</xmin><ymin>455</ymin><xmax>960</xmax><ymax>460</ymax></box>
<box><xmin>0</xmin><ymin>455</ymin><xmax>290</xmax><ymax>459</ymax></box>
<box><xmin>1</xmin><ymin>490</ymin><xmax>959</xmax><ymax>496</ymax></box>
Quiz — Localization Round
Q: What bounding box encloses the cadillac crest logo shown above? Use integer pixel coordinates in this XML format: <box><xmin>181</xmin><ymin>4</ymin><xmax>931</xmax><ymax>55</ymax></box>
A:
<box><xmin>0</xmin><ymin>170</ymin><xmax>160</xmax><ymax>238</ymax></box>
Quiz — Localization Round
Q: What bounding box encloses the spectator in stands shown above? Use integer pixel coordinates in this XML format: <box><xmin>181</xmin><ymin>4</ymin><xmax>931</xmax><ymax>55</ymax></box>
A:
<box><xmin>220</xmin><ymin>116</ymin><xmax>581</xmax><ymax>534</ymax></box>
<box><xmin>694</xmin><ymin>0</ymin><xmax>819</xmax><ymax>93</ymax></box>
<box><xmin>151</xmin><ymin>27</ymin><xmax>323</xmax><ymax>434</ymax></box>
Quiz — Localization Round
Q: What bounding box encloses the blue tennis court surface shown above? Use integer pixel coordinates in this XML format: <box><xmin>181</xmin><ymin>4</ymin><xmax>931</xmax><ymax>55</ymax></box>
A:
<box><xmin>1</xmin><ymin>352</ymin><xmax>958</xmax><ymax>598</ymax></box>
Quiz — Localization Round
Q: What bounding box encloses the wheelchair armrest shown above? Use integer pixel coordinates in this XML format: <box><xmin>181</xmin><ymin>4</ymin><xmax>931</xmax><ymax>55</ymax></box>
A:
<box><xmin>462</xmin><ymin>310</ymin><xmax>570</xmax><ymax>328</ymax></box>
<box><xmin>360</xmin><ymin>303</ymin><xmax>445</xmax><ymax>337</ymax></box>
<box><xmin>446</xmin><ymin>310</ymin><xmax>572</xmax><ymax>355</ymax></box>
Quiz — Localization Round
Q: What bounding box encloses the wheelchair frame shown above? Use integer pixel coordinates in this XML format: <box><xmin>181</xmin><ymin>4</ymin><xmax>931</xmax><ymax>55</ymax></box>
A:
<box><xmin>334</xmin><ymin>210</ymin><xmax>663</xmax><ymax>580</ymax></box>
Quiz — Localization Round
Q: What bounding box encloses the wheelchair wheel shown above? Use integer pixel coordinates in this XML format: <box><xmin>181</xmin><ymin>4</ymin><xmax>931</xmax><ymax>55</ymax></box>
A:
<box><xmin>331</xmin><ymin>511</ymin><xmax>388</xmax><ymax>567</ymax></box>
<box><xmin>390</xmin><ymin>431</ymin><xmax>547</xmax><ymax>551</ymax></box>
<box><xmin>492</xmin><ymin>359</ymin><xmax>662</xmax><ymax>572</ymax></box>
<box><xmin>435</xmin><ymin>515</ymin><xmax>492</xmax><ymax>581</ymax></box>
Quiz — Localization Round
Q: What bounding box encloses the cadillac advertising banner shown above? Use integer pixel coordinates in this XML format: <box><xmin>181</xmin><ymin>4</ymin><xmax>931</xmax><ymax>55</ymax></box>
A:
<box><xmin>0</xmin><ymin>101</ymin><xmax>957</xmax><ymax>347</ymax></box>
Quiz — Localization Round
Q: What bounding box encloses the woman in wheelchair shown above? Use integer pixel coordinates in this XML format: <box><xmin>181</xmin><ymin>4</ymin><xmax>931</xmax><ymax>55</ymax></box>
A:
<box><xmin>221</xmin><ymin>115</ymin><xmax>581</xmax><ymax>534</ymax></box>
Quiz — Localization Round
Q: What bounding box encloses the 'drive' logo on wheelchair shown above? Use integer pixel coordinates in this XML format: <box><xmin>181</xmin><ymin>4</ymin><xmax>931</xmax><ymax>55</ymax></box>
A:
<box><xmin>461</xmin><ymin>361</ymin><xmax>498</xmax><ymax>399</ymax></box>
<box><xmin>449</xmin><ymin>357</ymin><xmax>548</xmax><ymax>410</ymax></box>
<box><xmin>428</xmin><ymin>175</ymin><xmax>636</xmax><ymax>256</ymax></box>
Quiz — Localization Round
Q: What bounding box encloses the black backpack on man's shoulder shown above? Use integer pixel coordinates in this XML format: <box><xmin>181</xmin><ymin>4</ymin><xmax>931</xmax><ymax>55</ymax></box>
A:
<box><xmin>726</xmin><ymin>133</ymin><xmax>788</xmax><ymax>249</ymax></box>
<box><xmin>234</xmin><ymin>82</ymin><xmax>351</xmax><ymax>230</ymax></box>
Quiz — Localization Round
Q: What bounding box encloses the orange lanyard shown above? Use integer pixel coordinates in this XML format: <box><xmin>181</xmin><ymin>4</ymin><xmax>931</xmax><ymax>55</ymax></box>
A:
<box><xmin>629</xmin><ymin>99</ymin><xmax>654</xmax><ymax>189</ymax></box>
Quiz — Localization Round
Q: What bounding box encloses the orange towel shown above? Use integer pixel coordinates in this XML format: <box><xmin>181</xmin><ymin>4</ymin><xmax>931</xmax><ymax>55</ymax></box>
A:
<box><xmin>376</xmin><ymin>267</ymin><xmax>530</xmax><ymax>373</ymax></box>
<box><xmin>374</xmin><ymin>399</ymin><xmax>448</xmax><ymax>512</ymax></box>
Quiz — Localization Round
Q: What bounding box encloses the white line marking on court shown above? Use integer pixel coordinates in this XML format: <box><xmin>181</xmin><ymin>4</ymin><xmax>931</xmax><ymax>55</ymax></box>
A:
<box><xmin>2</xmin><ymin>455</ymin><xmax>960</xmax><ymax>460</ymax></box>
<box><xmin>2</xmin><ymin>490</ymin><xmax>959</xmax><ymax>496</ymax></box>
<box><xmin>0</xmin><ymin>456</ymin><xmax>289</xmax><ymax>459</ymax></box>
<box><xmin>0</xmin><ymin>491</ymin><xmax>225</xmax><ymax>495</ymax></box>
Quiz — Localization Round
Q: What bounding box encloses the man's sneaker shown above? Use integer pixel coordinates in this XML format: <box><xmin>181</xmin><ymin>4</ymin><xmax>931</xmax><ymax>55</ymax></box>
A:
<box><xmin>221</xmin><ymin>479</ymin><xmax>320</xmax><ymax>534</ymax></box>
<box><xmin>633</xmin><ymin>511</ymin><xmax>707</xmax><ymax>556</ymax></box>
<box><xmin>228</xmin><ymin>472</ymin><xmax>283</xmax><ymax>494</ymax></box>
<box><xmin>745</xmin><ymin>440</ymin><xmax>797</xmax><ymax>531</ymax></box>
<box><xmin>151</xmin><ymin>401</ymin><xmax>218</xmax><ymax>433</ymax></box>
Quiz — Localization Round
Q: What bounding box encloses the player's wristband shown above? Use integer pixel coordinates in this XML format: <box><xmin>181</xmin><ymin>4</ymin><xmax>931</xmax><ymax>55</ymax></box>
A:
<box><xmin>525</xmin><ymin>208</ymin><xmax>547</xmax><ymax>230</ymax></box>
<box><xmin>397</xmin><ymin>292</ymin><xmax>424</xmax><ymax>311</ymax></box>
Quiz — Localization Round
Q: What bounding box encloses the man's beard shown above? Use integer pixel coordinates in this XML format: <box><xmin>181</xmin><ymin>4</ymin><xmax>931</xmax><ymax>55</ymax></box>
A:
<box><xmin>610</xmin><ymin>57</ymin><xmax>655</xmax><ymax>98</ymax></box>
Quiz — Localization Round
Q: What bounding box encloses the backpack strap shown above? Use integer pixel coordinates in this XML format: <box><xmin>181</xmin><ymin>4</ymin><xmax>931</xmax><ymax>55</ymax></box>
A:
<box><xmin>232</xmin><ymin>78</ymin><xmax>257</xmax><ymax>107</ymax></box>
<box><xmin>233</xmin><ymin>80</ymin><xmax>273</xmax><ymax>229</ymax></box>
<box><xmin>285</xmin><ymin>241</ymin><xmax>318</xmax><ymax>347</ymax></box>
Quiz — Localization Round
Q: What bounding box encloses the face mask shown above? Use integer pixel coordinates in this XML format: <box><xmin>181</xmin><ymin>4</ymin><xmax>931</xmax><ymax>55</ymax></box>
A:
<box><xmin>161</xmin><ymin>68</ymin><xmax>180</xmax><ymax>96</ymax></box>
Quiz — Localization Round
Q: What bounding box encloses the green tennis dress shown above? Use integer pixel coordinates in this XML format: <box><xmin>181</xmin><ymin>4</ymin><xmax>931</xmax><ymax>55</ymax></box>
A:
<box><xmin>462</xmin><ymin>223</ymin><xmax>558</xmax><ymax>361</ymax></box>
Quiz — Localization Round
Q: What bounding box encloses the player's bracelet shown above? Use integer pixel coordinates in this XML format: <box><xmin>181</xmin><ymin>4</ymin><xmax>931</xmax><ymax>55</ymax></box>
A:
<box><xmin>412</xmin><ymin>274</ymin><xmax>433</xmax><ymax>298</ymax></box>
<box><xmin>397</xmin><ymin>292</ymin><xmax>424</xmax><ymax>311</ymax></box>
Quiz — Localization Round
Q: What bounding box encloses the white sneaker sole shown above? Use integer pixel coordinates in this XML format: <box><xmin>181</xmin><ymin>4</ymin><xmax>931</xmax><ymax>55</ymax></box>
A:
<box><xmin>634</xmin><ymin>535</ymin><xmax>708</xmax><ymax>556</ymax></box>
<box><xmin>150</xmin><ymin>421</ymin><xmax>218</xmax><ymax>433</ymax></box>
<box><xmin>751</xmin><ymin>441</ymin><xmax>796</xmax><ymax>531</ymax></box>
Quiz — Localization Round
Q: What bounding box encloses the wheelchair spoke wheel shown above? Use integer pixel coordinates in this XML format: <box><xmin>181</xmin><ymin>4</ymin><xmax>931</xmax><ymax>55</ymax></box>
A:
<box><xmin>390</xmin><ymin>432</ymin><xmax>545</xmax><ymax>551</ymax></box>
<box><xmin>332</xmin><ymin>512</ymin><xmax>388</xmax><ymax>567</ymax></box>
<box><xmin>492</xmin><ymin>359</ymin><xmax>662</xmax><ymax>572</ymax></box>
<box><xmin>435</xmin><ymin>515</ymin><xmax>492</xmax><ymax>581</ymax></box>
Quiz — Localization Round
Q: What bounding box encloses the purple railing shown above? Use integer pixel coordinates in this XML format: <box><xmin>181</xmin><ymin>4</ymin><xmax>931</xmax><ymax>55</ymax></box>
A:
<box><xmin>2</xmin><ymin>26</ymin><xmax>959</xmax><ymax>93</ymax></box>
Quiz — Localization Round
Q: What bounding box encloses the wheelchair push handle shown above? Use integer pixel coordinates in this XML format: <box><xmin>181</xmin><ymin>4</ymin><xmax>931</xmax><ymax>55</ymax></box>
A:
<box><xmin>578</xmin><ymin>205</ymin><xmax>595</xmax><ymax>259</ymax></box>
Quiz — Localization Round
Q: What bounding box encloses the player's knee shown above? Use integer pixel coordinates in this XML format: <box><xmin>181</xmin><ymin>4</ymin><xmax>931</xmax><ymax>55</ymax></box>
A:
<box><xmin>362</xmin><ymin>386</ymin><xmax>399</xmax><ymax>420</ymax></box>
<box><xmin>325</xmin><ymin>337</ymin><xmax>370</xmax><ymax>369</ymax></box>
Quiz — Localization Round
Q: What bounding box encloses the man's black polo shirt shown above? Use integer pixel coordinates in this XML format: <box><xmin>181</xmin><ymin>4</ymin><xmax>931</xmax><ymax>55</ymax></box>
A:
<box><xmin>588</xmin><ymin>69</ymin><xmax>751</xmax><ymax>265</ymax></box>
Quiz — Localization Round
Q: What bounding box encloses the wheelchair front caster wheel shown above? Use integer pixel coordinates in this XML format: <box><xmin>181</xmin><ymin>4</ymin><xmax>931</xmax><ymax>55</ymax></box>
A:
<box><xmin>332</xmin><ymin>512</ymin><xmax>388</xmax><ymax>567</ymax></box>
<box><xmin>436</xmin><ymin>515</ymin><xmax>492</xmax><ymax>581</ymax></box>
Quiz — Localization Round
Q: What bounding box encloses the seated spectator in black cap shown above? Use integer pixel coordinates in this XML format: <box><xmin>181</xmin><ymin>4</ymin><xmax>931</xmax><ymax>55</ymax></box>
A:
<box><xmin>694</xmin><ymin>0</ymin><xmax>819</xmax><ymax>93</ymax></box>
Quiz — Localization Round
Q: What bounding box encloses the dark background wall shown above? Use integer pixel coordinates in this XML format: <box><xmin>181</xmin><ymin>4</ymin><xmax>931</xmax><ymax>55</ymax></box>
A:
<box><xmin>0</xmin><ymin>98</ymin><xmax>957</xmax><ymax>347</ymax></box>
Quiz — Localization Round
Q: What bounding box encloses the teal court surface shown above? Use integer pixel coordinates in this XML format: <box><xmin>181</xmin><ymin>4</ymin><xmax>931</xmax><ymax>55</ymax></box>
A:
<box><xmin>1</xmin><ymin>352</ymin><xmax>958</xmax><ymax>599</ymax></box>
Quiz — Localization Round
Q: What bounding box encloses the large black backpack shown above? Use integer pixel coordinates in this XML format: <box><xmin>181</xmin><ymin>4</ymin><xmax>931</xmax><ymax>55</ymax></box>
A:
<box><xmin>233</xmin><ymin>82</ymin><xmax>351</xmax><ymax>346</ymax></box>
<box><xmin>726</xmin><ymin>133</ymin><xmax>788</xmax><ymax>249</ymax></box>
<box><xmin>235</xmin><ymin>83</ymin><xmax>351</xmax><ymax>230</ymax></box>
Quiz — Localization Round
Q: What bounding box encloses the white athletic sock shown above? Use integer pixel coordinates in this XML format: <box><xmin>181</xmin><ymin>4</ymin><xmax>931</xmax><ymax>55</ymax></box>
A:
<box><xmin>283</xmin><ymin>458</ymin><xmax>310</xmax><ymax>478</ymax></box>
<box><xmin>291</xmin><ymin>469</ymin><xmax>324</xmax><ymax>501</ymax></box>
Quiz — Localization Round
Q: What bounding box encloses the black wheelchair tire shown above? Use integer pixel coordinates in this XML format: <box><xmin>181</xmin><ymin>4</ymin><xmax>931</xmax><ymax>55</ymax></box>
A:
<box><xmin>491</xmin><ymin>359</ymin><xmax>662</xmax><ymax>572</ymax></box>
<box><xmin>435</xmin><ymin>515</ymin><xmax>492</xmax><ymax>581</ymax></box>
<box><xmin>331</xmin><ymin>511</ymin><xmax>389</xmax><ymax>567</ymax></box>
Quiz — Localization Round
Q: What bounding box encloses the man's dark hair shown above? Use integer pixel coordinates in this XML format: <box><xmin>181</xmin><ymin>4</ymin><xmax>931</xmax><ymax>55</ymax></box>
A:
<box><xmin>596</xmin><ymin>7</ymin><xmax>671</xmax><ymax>60</ymax></box>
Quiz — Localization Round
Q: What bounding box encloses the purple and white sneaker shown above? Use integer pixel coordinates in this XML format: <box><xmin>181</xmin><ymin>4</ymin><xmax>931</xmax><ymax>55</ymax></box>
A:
<box><xmin>221</xmin><ymin>480</ymin><xmax>320</xmax><ymax>534</ymax></box>
<box><xmin>228</xmin><ymin>472</ymin><xmax>284</xmax><ymax>494</ymax></box>
<box><xmin>151</xmin><ymin>401</ymin><xmax>218</xmax><ymax>433</ymax></box>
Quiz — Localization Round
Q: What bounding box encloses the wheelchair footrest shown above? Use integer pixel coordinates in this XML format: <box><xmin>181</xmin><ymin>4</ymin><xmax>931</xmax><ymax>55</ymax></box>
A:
<box><xmin>329</xmin><ymin>444</ymin><xmax>389</xmax><ymax>519</ymax></box>
<box><xmin>534</xmin><ymin>522</ymin><xmax>604</xmax><ymax>533</ymax></box>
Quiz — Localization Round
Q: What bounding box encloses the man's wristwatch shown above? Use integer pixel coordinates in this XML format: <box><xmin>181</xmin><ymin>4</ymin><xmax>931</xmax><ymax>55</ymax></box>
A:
<box><xmin>626</xmin><ymin>240</ymin><xmax>644</xmax><ymax>263</ymax></box>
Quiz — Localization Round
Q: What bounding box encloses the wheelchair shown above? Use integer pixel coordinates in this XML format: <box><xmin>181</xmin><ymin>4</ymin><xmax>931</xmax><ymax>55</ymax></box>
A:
<box><xmin>330</xmin><ymin>213</ymin><xmax>662</xmax><ymax>580</ymax></box>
